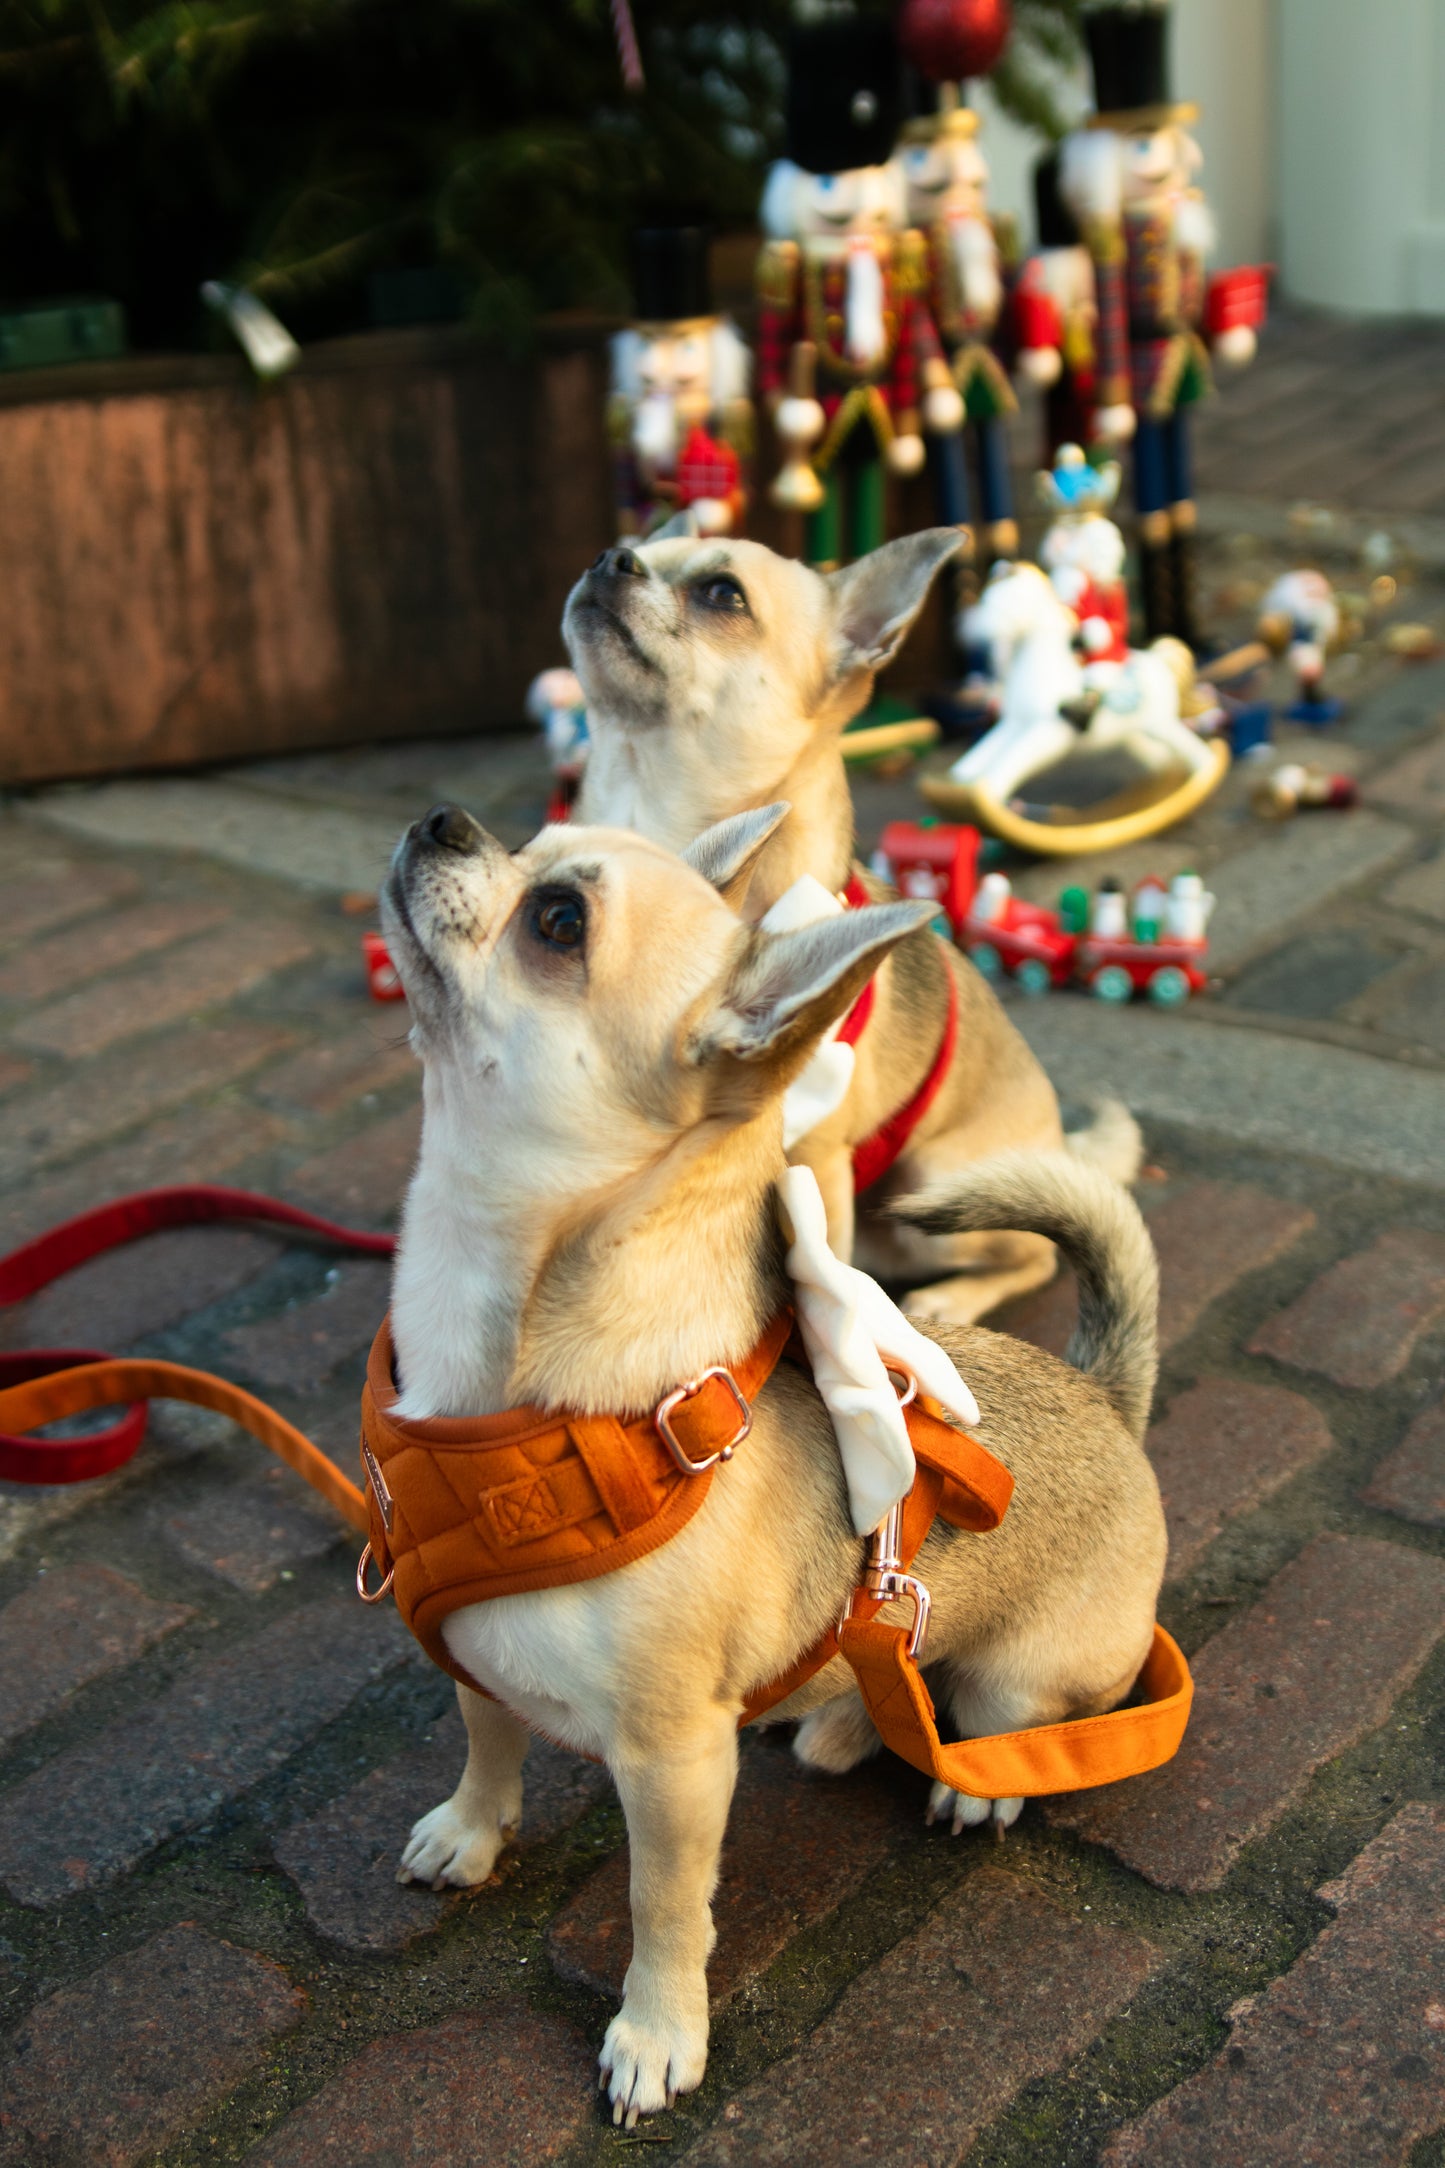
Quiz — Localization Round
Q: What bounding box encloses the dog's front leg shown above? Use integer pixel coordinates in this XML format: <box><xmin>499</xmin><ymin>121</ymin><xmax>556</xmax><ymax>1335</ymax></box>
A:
<box><xmin>600</xmin><ymin>1711</ymin><xmax>739</xmax><ymax>2126</ymax></box>
<box><xmin>397</xmin><ymin>1684</ymin><xmax>529</xmax><ymax>1890</ymax></box>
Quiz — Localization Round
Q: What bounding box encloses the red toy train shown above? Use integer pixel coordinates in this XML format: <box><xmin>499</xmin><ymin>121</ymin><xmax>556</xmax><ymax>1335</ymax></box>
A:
<box><xmin>873</xmin><ymin>821</ymin><xmax>1214</xmax><ymax>1004</ymax></box>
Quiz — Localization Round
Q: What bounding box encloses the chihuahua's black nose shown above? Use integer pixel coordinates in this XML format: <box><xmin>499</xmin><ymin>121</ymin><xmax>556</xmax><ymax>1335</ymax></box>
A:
<box><xmin>590</xmin><ymin>545</ymin><xmax>647</xmax><ymax>580</ymax></box>
<box><xmin>420</xmin><ymin>803</ymin><xmax>481</xmax><ymax>854</ymax></box>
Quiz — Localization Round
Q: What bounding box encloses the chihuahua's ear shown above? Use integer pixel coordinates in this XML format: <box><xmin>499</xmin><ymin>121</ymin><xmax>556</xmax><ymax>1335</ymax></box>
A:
<box><xmin>683</xmin><ymin>803</ymin><xmax>790</xmax><ymax>909</ymax></box>
<box><xmin>691</xmin><ymin>898</ymin><xmax>936</xmax><ymax>1073</ymax></box>
<box><xmin>825</xmin><ymin>528</ymin><xmax>968</xmax><ymax>678</ymax></box>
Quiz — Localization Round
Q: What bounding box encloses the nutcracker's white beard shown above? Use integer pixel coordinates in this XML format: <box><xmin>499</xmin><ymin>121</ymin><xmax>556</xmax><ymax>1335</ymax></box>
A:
<box><xmin>948</xmin><ymin>214</ymin><xmax>1002</xmax><ymax>326</ymax></box>
<box><xmin>632</xmin><ymin>392</ymin><xmax>679</xmax><ymax>471</ymax></box>
<box><xmin>845</xmin><ymin>241</ymin><xmax>887</xmax><ymax>370</ymax></box>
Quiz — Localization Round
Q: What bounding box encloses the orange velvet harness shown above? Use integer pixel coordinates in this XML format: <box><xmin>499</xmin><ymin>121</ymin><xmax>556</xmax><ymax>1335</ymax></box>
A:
<box><xmin>358</xmin><ymin>1311</ymin><xmax>1193</xmax><ymax>1797</ymax></box>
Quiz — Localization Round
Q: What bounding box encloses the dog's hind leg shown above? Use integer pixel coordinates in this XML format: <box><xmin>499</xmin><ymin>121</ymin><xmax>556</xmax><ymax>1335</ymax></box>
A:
<box><xmin>793</xmin><ymin>1688</ymin><xmax>883</xmax><ymax>1774</ymax></box>
<box><xmin>601</xmin><ymin>1708</ymin><xmax>740</xmax><ymax>2126</ymax></box>
<box><xmin>397</xmin><ymin>1685</ymin><xmax>529</xmax><ymax>1890</ymax></box>
<box><xmin>924</xmin><ymin>1606</ymin><xmax>1155</xmax><ymax>1840</ymax></box>
<box><xmin>898</xmin><ymin>1228</ymin><xmax>1058</xmax><ymax>1327</ymax></box>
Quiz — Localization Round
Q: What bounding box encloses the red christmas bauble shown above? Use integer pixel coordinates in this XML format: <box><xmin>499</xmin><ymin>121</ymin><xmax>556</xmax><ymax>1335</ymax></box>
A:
<box><xmin>899</xmin><ymin>0</ymin><xmax>1011</xmax><ymax>83</ymax></box>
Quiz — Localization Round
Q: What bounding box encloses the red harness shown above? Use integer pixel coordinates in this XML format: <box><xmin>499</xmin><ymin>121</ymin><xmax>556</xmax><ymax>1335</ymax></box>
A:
<box><xmin>838</xmin><ymin>874</ymin><xmax>960</xmax><ymax>1195</ymax></box>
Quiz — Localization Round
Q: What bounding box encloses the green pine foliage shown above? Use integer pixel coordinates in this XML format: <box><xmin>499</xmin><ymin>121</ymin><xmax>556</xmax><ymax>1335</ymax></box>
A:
<box><xmin>0</xmin><ymin>0</ymin><xmax>1079</xmax><ymax>351</ymax></box>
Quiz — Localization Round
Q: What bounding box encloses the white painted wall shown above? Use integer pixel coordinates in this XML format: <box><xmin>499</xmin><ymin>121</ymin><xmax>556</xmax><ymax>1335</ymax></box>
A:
<box><xmin>1278</xmin><ymin>0</ymin><xmax>1445</xmax><ymax>312</ymax></box>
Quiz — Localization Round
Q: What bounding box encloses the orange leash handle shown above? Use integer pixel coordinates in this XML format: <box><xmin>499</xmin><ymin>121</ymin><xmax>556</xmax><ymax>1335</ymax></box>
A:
<box><xmin>837</xmin><ymin>1616</ymin><xmax>1192</xmax><ymax>1798</ymax></box>
<box><xmin>0</xmin><ymin>1357</ymin><xmax>369</xmax><ymax>1535</ymax></box>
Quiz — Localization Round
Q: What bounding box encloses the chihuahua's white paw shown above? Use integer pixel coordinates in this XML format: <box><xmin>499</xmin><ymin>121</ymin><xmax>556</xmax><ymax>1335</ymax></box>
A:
<box><xmin>925</xmin><ymin>1784</ymin><xmax>1024</xmax><ymax>1839</ymax></box>
<box><xmin>600</xmin><ymin>2005</ymin><xmax>708</xmax><ymax>2128</ymax></box>
<box><xmin>397</xmin><ymin>1791</ymin><xmax>519</xmax><ymax>1890</ymax></box>
<box><xmin>794</xmin><ymin>1695</ymin><xmax>882</xmax><ymax>1775</ymax></box>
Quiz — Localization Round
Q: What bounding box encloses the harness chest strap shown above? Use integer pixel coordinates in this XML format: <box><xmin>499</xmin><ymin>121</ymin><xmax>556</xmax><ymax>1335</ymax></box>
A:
<box><xmin>360</xmin><ymin>1311</ymin><xmax>1193</xmax><ymax>1796</ymax></box>
<box><xmin>0</xmin><ymin>1187</ymin><xmax>1192</xmax><ymax>1804</ymax></box>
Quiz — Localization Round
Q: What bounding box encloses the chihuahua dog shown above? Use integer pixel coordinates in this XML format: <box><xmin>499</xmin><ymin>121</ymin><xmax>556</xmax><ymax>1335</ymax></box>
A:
<box><xmin>563</xmin><ymin>529</ymin><xmax>1141</xmax><ymax>1325</ymax></box>
<box><xmin>382</xmin><ymin>799</ymin><xmax>1166</xmax><ymax>2125</ymax></box>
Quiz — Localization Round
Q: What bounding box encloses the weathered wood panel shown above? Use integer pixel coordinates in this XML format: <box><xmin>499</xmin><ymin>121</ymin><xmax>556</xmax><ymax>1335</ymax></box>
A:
<box><xmin>0</xmin><ymin>326</ymin><xmax>615</xmax><ymax>785</ymax></box>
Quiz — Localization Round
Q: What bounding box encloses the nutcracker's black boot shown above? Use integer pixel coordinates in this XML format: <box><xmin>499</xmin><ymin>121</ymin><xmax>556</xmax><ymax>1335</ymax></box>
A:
<box><xmin>1138</xmin><ymin>536</ymin><xmax>1174</xmax><ymax>645</ymax></box>
<box><xmin>1169</xmin><ymin>513</ymin><xmax>1204</xmax><ymax>652</ymax></box>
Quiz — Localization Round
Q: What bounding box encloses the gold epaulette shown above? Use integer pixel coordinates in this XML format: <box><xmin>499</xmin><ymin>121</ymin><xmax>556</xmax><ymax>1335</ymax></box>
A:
<box><xmin>894</xmin><ymin>227</ymin><xmax>930</xmax><ymax>294</ymax></box>
<box><xmin>606</xmin><ymin>395</ymin><xmax>633</xmax><ymax>449</ymax></box>
<box><xmin>992</xmin><ymin>211</ymin><xmax>1020</xmax><ymax>271</ymax></box>
<box><xmin>721</xmin><ymin>396</ymin><xmax>755</xmax><ymax>460</ymax></box>
<box><xmin>756</xmin><ymin>238</ymin><xmax>800</xmax><ymax>307</ymax></box>
<box><xmin>1083</xmin><ymin>214</ymin><xmax>1126</xmax><ymax>267</ymax></box>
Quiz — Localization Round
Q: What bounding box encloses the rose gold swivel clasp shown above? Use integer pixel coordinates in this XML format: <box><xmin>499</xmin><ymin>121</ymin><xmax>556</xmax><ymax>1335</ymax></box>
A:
<box><xmin>858</xmin><ymin>1360</ymin><xmax>930</xmax><ymax>1657</ymax></box>
<box><xmin>654</xmin><ymin>1368</ymin><xmax>752</xmax><ymax>1475</ymax></box>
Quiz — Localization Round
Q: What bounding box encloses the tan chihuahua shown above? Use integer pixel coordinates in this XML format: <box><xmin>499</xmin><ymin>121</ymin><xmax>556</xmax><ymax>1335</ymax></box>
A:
<box><xmin>564</xmin><ymin>529</ymin><xmax>1141</xmax><ymax>1324</ymax></box>
<box><xmin>381</xmin><ymin>799</ymin><xmax>1166</xmax><ymax>2126</ymax></box>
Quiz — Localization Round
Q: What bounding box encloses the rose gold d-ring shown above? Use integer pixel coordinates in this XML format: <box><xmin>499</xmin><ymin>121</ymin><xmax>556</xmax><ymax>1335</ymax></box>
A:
<box><xmin>355</xmin><ymin>1542</ymin><xmax>395</xmax><ymax>1604</ymax></box>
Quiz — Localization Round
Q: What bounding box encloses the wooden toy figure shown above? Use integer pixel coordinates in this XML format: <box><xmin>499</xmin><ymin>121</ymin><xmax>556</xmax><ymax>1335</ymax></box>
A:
<box><xmin>1013</xmin><ymin>150</ymin><xmax>1099</xmax><ymax>461</ymax></box>
<box><xmin>896</xmin><ymin>86</ymin><xmax>1020</xmax><ymax>565</ymax></box>
<box><xmin>1059</xmin><ymin>3</ymin><xmax>1268</xmax><ymax>648</ymax></box>
<box><xmin>609</xmin><ymin>227</ymin><xmax>753</xmax><ymax>539</ymax></box>
<box><xmin>1037</xmin><ymin>444</ymin><xmax>1130</xmax><ymax>672</ymax></box>
<box><xmin>757</xmin><ymin>17</ymin><xmax>957</xmax><ymax>568</ymax></box>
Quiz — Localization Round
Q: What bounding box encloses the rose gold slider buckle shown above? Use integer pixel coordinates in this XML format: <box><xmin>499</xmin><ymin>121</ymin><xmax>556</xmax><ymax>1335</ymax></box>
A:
<box><xmin>655</xmin><ymin>1367</ymin><xmax>752</xmax><ymax>1475</ymax></box>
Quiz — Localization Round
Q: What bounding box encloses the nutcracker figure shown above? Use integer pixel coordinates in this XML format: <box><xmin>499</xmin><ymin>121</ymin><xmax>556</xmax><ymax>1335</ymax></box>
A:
<box><xmin>757</xmin><ymin>17</ymin><xmax>957</xmax><ymax>568</ymax></box>
<box><xmin>1059</xmin><ymin>3</ymin><xmax>1266</xmax><ymax>646</ymax></box>
<box><xmin>896</xmin><ymin>86</ymin><xmax>1019</xmax><ymax>564</ymax></box>
<box><xmin>609</xmin><ymin>226</ymin><xmax>753</xmax><ymax>539</ymax></box>
<box><xmin>1014</xmin><ymin>149</ymin><xmax>1099</xmax><ymax>461</ymax></box>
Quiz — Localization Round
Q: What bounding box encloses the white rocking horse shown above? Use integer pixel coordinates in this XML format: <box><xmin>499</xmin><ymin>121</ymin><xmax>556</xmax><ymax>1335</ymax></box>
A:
<box><xmin>921</xmin><ymin>559</ymin><xmax>1229</xmax><ymax>853</ymax></box>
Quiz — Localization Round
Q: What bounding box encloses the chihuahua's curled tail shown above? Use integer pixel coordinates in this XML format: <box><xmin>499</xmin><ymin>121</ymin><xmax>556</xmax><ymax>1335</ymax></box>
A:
<box><xmin>891</xmin><ymin>1147</ymin><xmax>1159</xmax><ymax>1442</ymax></box>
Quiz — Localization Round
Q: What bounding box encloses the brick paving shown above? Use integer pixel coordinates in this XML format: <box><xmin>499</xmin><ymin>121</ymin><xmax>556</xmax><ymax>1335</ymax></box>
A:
<box><xmin>1105</xmin><ymin>1804</ymin><xmax>1445</xmax><ymax>2166</ymax></box>
<box><xmin>0</xmin><ymin>361</ymin><xmax>1442</xmax><ymax>2160</ymax></box>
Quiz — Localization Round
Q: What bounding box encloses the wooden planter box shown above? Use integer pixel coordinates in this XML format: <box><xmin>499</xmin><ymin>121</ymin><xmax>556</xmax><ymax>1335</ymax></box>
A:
<box><xmin>0</xmin><ymin>322</ymin><xmax>617</xmax><ymax>786</ymax></box>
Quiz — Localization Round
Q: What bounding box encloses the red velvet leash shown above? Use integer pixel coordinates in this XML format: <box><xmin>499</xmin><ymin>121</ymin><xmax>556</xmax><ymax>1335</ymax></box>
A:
<box><xmin>0</xmin><ymin>1188</ymin><xmax>395</xmax><ymax>1484</ymax></box>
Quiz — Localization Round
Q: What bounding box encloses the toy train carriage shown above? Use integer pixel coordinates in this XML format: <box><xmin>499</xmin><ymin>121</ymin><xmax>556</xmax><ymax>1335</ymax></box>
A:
<box><xmin>1073</xmin><ymin>931</ymin><xmax>1209</xmax><ymax>1005</ymax></box>
<box><xmin>962</xmin><ymin>891</ymin><xmax>1078</xmax><ymax>995</ymax></box>
<box><xmin>874</xmin><ymin>820</ymin><xmax>982</xmax><ymax>938</ymax></box>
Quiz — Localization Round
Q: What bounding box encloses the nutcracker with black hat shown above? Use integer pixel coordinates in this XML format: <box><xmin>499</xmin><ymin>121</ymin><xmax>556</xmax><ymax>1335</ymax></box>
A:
<box><xmin>1013</xmin><ymin>148</ymin><xmax>1100</xmax><ymax>462</ymax></box>
<box><xmin>1058</xmin><ymin>2</ymin><xmax>1268</xmax><ymax>648</ymax></box>
<box><xmin>894</xmin><ymin>0</ymin><xmax>1023</xmax><ymax>567</ymax></box>
<box><xmin>757</xmin><ymin>14</ymin><xmax>958</xmax><ymax>567</ymax></box>
<box><xmin>609</xmin><ymin>225</ymin><xmax>754</xmax><ymax>539</ymax></box>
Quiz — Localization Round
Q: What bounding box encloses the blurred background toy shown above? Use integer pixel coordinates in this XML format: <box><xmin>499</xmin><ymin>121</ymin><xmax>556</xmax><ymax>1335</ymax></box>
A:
<box><xmin>1250</xmin><ymin>760</ymin><xmax>1358</xmax><ymax>820</ymax></box>
<box><xmin>1076</xmin><ymin>868</ymin><xmax>1212</xmax><ymax>1002</ymax></box>
<box><xmin>1058</xmin><ymin>2</ymin><xmax>1269</xmax><ymax>648</ymax></box>
<box><xmin>757</xmin><ymin>16</ymin><xmax>949</xmax><ymax>567</ymax></box>
<box><xmin>955</xmin><ymin>864</ymin><xmax>1212</xmax><ymax>1000</ymax></box>
<box><xmin>1015</xmin><ymin>150</ymin><xmax>1097</xmax><ymax>463</ymax></box>
<box><xmin>871</xmin><ymin>817</ymin><xmax>981</xmax><ymax>935</ymax></box>
<box><xmin>921</xmin><ymin>556</ymin><xmax>1229</xmax><ymax>850</ymax></box>
<box><xmin>962</xmin><ymin>868</ymin><xmax>1078</xmax><ymax>992</ymax></box>
<box><xmin>526</xmin><ymin>666</ymin><xmax>589</xmax><ymax>822</ymax></box>
<box><xmin>1256</xmin><ymin>569</ymin><xmax>1344</xmax><ymax>722</ymax></box>
<box><xmin>1037</xmin><ymin>444</ymin><xmax>1128</xmax><ymax>672</ymax></box>
<box><xmin>608</xmin><ymin>227</ymin><xmax>752</xmax><ymax>540</ymax></box>
<box><xmin>895</xmin><ymin>0</ymin><xmax>1018</xmax><ymax>569</ymax></box>
<box><xmin>361</xmin><ymin>929</ymin><xmax>405</xmax><ymax>1002</ymax></box>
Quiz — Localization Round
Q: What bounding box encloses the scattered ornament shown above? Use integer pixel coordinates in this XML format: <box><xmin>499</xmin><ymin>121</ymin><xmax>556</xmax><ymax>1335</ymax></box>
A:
<box><xmin>361</xmin><ymin>930</ymin><xmax>405</xmax><ymax>1001</ymax></box>
<box><xmin>1250</xmin><ymin>762</ymin><xmax>1358</xmax><ymax>820</ymax></box>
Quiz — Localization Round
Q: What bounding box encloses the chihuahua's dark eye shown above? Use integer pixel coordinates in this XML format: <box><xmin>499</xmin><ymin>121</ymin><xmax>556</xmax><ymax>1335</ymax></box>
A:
<box><xmin>696</xmin><ymin>575</ymin><xmax>748</xmax><ymax>614</ymax></box>
<box><xmin>529</xmin><ymin>890</ymin><xmax>585</xmax><ymax>949</ymax></box>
